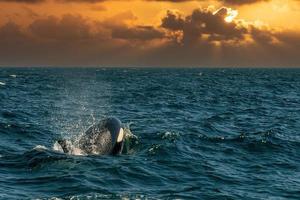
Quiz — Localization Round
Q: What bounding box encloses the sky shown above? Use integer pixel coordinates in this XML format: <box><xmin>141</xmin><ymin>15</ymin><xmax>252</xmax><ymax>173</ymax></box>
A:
<box><xmin>0</xmin><ymin>0</ymin><xmax>299</xmax><ymax>67</ymax></box>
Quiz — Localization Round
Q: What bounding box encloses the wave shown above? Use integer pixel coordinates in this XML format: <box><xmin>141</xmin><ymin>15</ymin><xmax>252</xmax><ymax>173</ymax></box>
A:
<box><xmin>191</xmin><ymin>129</ymin><xmax>300</xmax><ymax>155</ymax></box>
<box><xmin>42</xmin><ymin>193</ymin><xmax>149</xmax><ymax>200</ymax></box>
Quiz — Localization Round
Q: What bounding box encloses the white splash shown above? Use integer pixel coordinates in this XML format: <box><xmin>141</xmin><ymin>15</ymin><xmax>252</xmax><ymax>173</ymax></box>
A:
<box><xmin>52</xmin><ymin>140</ymin><xmax>85</xmax><ymax>156</ymax></box>
<box><xmin>53</xmin><ymin>141</ymin><xmax>64</xmax><ymax>153</ymax></box>
<box><xmin>10</xmin><ymin>75</ymin><xmax>17</xmax><ymax>78</ymax></box>
<box><xmin>0</xmin><ymin>82</ymin><xmax>6</xmax><ymax>86</ymax></box>
<box><xmin>33</xmin><ymin>145</ymin><xmax>48</xmax><ymax>150</ymax></box>
<box><xmin>161</xmin><ymin>131</ymin><xmax>180</xmax><ymax>140</ymax></box>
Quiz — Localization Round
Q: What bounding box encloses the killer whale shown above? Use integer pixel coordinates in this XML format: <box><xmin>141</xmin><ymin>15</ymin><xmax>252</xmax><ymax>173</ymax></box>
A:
<box><xmin>58</xmin><ymin>117</ymin><xmax>124</xmax><ymax>155</ymax></box>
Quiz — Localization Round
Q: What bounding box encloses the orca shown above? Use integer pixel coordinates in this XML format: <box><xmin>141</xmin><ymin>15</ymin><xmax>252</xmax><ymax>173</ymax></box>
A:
<box><xmin>58</xmin><ymin>117</ymin><xmax>124</xmax><ymax>155</ymax></box>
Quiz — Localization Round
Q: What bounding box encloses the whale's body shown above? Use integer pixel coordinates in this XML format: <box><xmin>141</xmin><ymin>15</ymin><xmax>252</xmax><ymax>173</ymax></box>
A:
<box><xmin>58</xmin><ymin>117</ymin><xmax>124</xmax><ymax>155</ymax></box>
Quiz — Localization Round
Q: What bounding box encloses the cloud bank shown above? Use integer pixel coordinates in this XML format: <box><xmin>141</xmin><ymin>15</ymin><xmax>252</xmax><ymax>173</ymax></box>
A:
<box><xmin>0</xmin><ymin>6</ymin><xmax>299</xmax><ymax>67</ymax></box>
<box><xmin>0</xmin><ymin>0</ymin><xmax>271</xmax><ymax>5</ymax></box>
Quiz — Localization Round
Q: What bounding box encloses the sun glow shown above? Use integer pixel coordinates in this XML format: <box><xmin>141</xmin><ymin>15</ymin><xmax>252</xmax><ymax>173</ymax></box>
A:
<box><xmin>225</xmin><ymin>9</ymin><xmax>238</xmax><ymax>23</ymax></box>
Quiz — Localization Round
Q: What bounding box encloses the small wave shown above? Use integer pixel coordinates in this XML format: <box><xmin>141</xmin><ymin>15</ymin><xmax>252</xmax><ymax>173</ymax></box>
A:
<box><xmin>2</xmin><ymin>148</ymin><xmax>70</xmax><ymax>169</ymax></box>
<box><xmin>148</xmin><ymin>144</ymin><xmax>162</xmax><ymax>155</ymax></box>
<box><xmin>146</xmin><ymin>132</ymin><xmax>181</xmax><ymax>156</ymax></box>
<box><xmin>197</xmin><ymin>130</ymin><xmax>284</xmax><ymax>152</ymax></box>
<box><xmin>0</xmin><ymin>81</ymin><xmax>6</xmax><ymax>86</ymax></box>
<box><xmin>33</xmin><ymin>145</ymin><xmax>48</xmax><ymax>151</ymax></box>
<box><xmin>10</xmin><ymin>74</ymin><xmax>17</xmax><ymax>78</ymax></box>
<box><xmin>45</xmin><ymin>193</ymin><xmax>148</xmax><ymax>200</ymax></box>
<box><xmin>159</xmin><ymin>131</ymin><xmax>180</xmax><ymax>142</ymax></box>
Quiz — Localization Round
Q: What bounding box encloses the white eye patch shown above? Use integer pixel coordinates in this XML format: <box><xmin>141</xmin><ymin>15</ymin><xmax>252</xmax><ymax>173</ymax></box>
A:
<box><xmin>117</xmin><ymin>128</ymin><xmax>124</xmax><ymax>143</ymax></box>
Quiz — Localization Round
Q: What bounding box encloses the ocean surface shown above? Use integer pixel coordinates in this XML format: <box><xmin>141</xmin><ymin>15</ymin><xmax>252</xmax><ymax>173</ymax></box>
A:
<box><xmin>0</xmin><ymin>68</ymin><xmax>299</xmax><ymax>199</ymax></box>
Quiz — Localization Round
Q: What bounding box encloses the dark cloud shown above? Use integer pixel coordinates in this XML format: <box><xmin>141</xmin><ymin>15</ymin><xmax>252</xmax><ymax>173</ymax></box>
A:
<box><xmin>146</xmin><ymin>0</ymin><xmax>190</xmax><ymax>2</ymax></box>
<box><xmin>161</xmin><ymin>7</ymin><xmax>247</xmax><ymax>45</ymax></box>
<box><xmin>23</xmin><ymin>6</ymin><xmax>40</xmax><ymax>18</ymax></box>
<box><xmin>276</xmin><ymin>31</ymin><xmax>300</xmax><ymax>48</ymax></box>
<box><xmin>0</xmin><ymin>21</ymin><xmax>26</xmax><ymax>40</ymax></box>
<box><xmin>0</xmin><ymin>0</ymin><xmax>106</xmax><ymax>3</ymax></box>
<box><xmin>221</xmin><ymin>0</ymin><xmax>269</xmax><ymax>5</ymax></box>
<box><xmin>56</xmin><ymin>0</ymin><xmax>107</xmax><ymax>3</ymax></box>
<box><xmin>161</xmin><ymin>10</ymin><xmax>185</xmax><ymax>31</ymax></box>
<box><xmin>157</xmin><ymin>7</ymin><xmax>300</xmax><ymax>67</ymax></box>
<box><xmin>0</xmin><ymin>14</ymin><xmax>155</xmax><ymax>66</ymax></box>
<box><xmin>147</xmin><ymin>0</ymin><xmax>269</xmax><ymax>5</ymax></box>
<box><xmin>0</xmin><ymin>0</ymin><xmax>45</xmax><ymax>3</ymax></box>
<box><xmin>29</xmin><ymin>14</ymin><xmax>93</xmax><ymax>40</ymax></box>
<box><xmin>249</xmin><ymin>26</ymin><xmax>275</xmax><ymax>44</ymax></box>
<box><xmin>111</xmin><ymin>25</ymin><xmax>165</xmax><ymax>40</ymax></box>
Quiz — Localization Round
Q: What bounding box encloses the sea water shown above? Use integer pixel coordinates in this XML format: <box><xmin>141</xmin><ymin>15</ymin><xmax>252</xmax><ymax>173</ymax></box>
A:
<box><xmin>0</xmin><ymin>68</ymin><xmax>299</xmax><ymax>199</ymax></box>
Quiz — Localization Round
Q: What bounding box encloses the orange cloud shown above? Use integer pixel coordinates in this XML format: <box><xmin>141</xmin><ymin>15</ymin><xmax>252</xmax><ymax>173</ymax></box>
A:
<box><xmin>0</xmin><ymin>0</ymin><xmax>271</xmax><ymax>5</ymax></box>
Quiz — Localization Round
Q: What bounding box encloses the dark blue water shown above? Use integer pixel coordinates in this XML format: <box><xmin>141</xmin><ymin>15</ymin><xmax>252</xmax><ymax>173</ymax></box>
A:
<box><xmin>0</xmin><ymin>68</ymin><xmax>300</xmax><ymax>199</ymax></box>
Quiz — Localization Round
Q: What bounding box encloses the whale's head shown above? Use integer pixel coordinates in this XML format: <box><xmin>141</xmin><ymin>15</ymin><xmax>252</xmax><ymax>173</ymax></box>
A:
<box><xmin>102</xmin><ymin>117</ymin><xmax>125</xmax><ymax>155</ymax></box>
<box><xmin>111</xmin><ymin>126</ymin><xmax>125</xmax><ymax>155</ymax></box>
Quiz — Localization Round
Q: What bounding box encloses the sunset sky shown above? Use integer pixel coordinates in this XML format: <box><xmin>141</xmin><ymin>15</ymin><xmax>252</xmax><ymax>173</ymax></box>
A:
<box><xmin>0</xmin><ymin>0</ymin><xmax>299</xmax><ymax>67</ymax></box>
